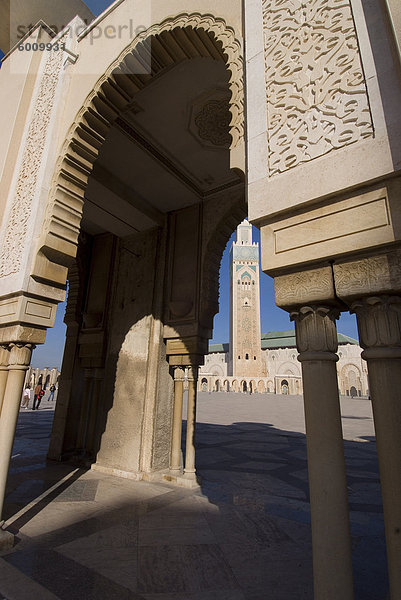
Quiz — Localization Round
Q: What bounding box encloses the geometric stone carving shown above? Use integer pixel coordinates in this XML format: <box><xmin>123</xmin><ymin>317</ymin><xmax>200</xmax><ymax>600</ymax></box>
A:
<box><xmin>263</xmin><ymin>0</ymin><xmax>373</xmax><ymax>176</ymax></box>
<box><xmin>275</xmin><ymin>266</ymin><xmax>335</xmax><ymax>309</ymax></box>
<box><xmin>0</xmin><ymin>46</ymin><xmax>64</xmax><ymax>279</ymax></box>
<box><xmin>194</xmin><ymin>99</ymin><xmax>231</xmax><ymax>147</ymax></box>
<box><xmin>334</xmin><ymin>250</ymin><xmax>401</xmax><ymax>300</ymax></box>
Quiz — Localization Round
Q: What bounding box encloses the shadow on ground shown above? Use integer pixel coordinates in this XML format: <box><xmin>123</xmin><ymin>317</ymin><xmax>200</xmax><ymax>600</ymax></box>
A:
<box><xmin>0</xmin><ymin>401</ymin><xmax>389</xmax><ymax>600</ymax></box>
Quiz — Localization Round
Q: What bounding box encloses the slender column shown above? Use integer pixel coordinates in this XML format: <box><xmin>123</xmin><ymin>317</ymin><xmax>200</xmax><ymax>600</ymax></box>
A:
<box><xmin>291</xmin><ymin>306</ymin><xmax>354</xmax><ymax>600</ymax></box>
<box><xmin>0</xmin><ymin>343</ymin><xmax>33</xmax><ymax>549</ymax></box>
<box><xmin>184</xmin><ymin>366</ymin><xmax>199</xmax><ymax>478</ymax></box>
<box><xmin>170</xmin><ymin>367</ymin><xmax>185</xmax><ymax>473</ymax></box>
<box><xmin>351</xmin><ymin>295</ymin><xmax>401</xmax><ymax>600</ymax></box>
<box><xmin>0</xmin><ymin>345</ymin><xmax>10</xmax><ymax>417</ymax></box>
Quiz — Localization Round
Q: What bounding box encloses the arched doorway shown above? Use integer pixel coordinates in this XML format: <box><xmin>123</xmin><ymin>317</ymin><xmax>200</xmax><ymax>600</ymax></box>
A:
<box><xmin>281</xmin><ymin>380</ymin><xmax>289</xmax><ymax>395</ymax></box>
<box><xmin>201</xmin><ymin>378</ymin><xmax>208</xmax><ymax>392</ymax></box>
<box><xmin>38</xmin><ymin>13</ymin><xmax>246</xmax><ymax>475</ymax></box>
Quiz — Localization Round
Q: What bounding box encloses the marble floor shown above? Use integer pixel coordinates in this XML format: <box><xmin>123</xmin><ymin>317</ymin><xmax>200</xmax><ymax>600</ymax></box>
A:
<box><xmin>0</xmin><ymin>393</ymin><xmax>388</xmax><ymax>599</ymax></box>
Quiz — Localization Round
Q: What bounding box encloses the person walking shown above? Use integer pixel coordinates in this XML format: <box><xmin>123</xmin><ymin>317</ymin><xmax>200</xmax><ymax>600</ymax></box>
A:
<box><xmin>48</xmin><ymin>384</ymin><xmax>56</xmax><ymax>402</ymax></box>
<box><xmin>21</xmin><ymin>386</ymin><xmax>31</xmax><ymax>409</ymax></box>
<box><xmin>33</xmin><ymin>376</ymin><xmax>43</xmax><ymax>410</ymax></box>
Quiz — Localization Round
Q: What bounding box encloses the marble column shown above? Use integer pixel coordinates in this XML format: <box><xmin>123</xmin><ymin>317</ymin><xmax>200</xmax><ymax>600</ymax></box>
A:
<box><xmin>170</xmin><ymin>366</ymin><xmax>185</xmax><ymax>474</ymax></box>
<box><xmin>0</xmin><ymin>345</ymin><xmax>10</xmax><ymax>417</ymax></box>
<box><xmin>351</xmin><ymin>295</ymin><xmax>401</xmax><ymax>600</ymax></box>
<box><xmin>0</xmin><ymin>343</ymin><xmax>33</xmax><ymax>550</ymax></box>
<box><xmin>291</xmin><ymin>306</ymin><xmax>354</xmax><ymax>600</ymax></box>
<box><xmin>184</xmin><ymin>366</ymin><xmax>199</xmax><ymax>479</ymax></box>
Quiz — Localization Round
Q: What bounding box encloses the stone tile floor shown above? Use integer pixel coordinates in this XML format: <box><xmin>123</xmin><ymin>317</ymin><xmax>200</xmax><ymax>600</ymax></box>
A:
<box><xmin>0</xmin><ymin>393</ymin><xmax>388</xmax><ymax>599</ymax></box>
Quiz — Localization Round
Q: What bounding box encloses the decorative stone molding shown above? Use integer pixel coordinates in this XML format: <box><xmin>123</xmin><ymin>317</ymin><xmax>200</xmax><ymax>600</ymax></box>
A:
<box><xmin>334</xmin><ymin>250</ymin><xmax>401</xmax><ymax>301</ymax></box>
<box><xmin>263</xmin><ymin>0</ymin><xmax>373</xmax><ymax>176</ymax></box>
<box><xmin>351</xmin><ymin>296</ymin><xmax>401</xmax><ymax>358</ymax></box>
<box><xmin>7</xmin><ymin>343</ymin><xmax>33</xmax><ymax>370</ymax></box>
<box><xmin>290</xmin><ymin>305</ymin><xmax>340</xmax><ymax>359</ymax></box>
<box><xmin>0</xmin><ymin>44</ymin><xmax>64</xmax><ymax>279</ymax></box>
<box><xmin>34</xmin><ymin>13</ymin><xmax>244</xmax><ymax>288</ymax></box>
<box><xmin>275</xmin><ymin>267</ymin><xmax>336</xmax><ymax>309</ymax></box>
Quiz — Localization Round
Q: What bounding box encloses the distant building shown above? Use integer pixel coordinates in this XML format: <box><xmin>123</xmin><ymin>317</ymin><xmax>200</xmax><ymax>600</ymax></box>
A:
<box><xmin>24</xmin><ymin>367</ymin><xmax>60</xmax><ymax>390</ymax></box>
<box><xmin>199</xmin><ymin>221</ymin><xmax>369</xmax><ymax>396</ymax></box>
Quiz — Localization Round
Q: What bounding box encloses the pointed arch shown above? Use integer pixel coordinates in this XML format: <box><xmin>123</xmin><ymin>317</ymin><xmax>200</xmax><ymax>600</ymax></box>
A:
<box><xmin>32</xmin><ymin>13</ymin><xmax>244</xmax><ymax>287</ymax></box>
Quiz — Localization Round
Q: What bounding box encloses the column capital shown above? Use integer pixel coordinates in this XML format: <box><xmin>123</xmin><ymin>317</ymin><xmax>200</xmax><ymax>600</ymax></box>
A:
<box><xmin>351</xmin><ymin>295</ymin><xmax>401</xmax><ymax>358</ymax></box>
<box><xmin>8</xmin><ymin>343</ymin><xmax>33</xmax><ymax>370</ymax></box>
<box><xmin>173</xmin><ymin>366</ymin><xmax>185</xmax><ymax>381</ymax></box>
<box><xmin>290</xmin><ymin>305</ymin><xmax>340</xmax><ymax>360</ymax></box>
<box><xmin>0</xmin><ymin>346</ymin><xmax>10</xmax><ymax>370</ymax></box>
<box><xmin>186</xmin><ymin>366</ymin><xmax>199</xmax><ymax>382</ymax></box>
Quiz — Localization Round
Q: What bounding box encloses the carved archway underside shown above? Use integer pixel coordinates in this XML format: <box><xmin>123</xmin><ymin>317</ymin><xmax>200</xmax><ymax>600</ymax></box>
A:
<box><xmin>33</xmin><ymin>13</ymin><xmax>244</xmax><ymax>287</ymax></box>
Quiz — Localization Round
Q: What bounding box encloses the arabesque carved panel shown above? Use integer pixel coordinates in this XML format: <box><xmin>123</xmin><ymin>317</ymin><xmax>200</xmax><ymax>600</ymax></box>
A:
<box><xmin>263</xmin><ymin>0</ymin><xmax>374</xmax><ymax>176</ymax></box>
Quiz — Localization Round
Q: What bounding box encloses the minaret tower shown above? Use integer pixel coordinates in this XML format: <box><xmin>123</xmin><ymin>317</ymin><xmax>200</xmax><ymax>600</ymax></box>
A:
<box><xmin>228</xmin><ymin>220</ymin><xmax>264</xmax><ymax>377</ymax></box>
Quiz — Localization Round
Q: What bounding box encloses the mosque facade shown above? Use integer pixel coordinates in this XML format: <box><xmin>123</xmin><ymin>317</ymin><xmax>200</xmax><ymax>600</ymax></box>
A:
<box><xmin>199</xmin><ymin>221</ymin><xmax>369</xmax><ymax>396</ymax></box>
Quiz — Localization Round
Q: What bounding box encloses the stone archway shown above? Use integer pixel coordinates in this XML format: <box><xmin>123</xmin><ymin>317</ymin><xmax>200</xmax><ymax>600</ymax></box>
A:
<box><xmin>37</xmin><ymin>12</ymin><xmax>246</xmax><ymax>479</ymax></box>
<box><xmin>32</xmin><ymin>13</ymin><xmax>244</xmax><ymax>286</ymax></box>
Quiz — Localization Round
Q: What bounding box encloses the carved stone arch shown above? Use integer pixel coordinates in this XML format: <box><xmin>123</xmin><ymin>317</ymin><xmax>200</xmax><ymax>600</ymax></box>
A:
<box><xmin>340</xmin><ymin>363</ymin><xmax>361</xmax><ymax>378</ymax></box>
<box><xmin>32</xmin><ymin>13</ymin><xmax>244</xmax><ymax>286</ymax></box>
<box><xmin>200</xmin><ymin>190</ymin><xmax>246</xmax><ymax>329</ymax></box>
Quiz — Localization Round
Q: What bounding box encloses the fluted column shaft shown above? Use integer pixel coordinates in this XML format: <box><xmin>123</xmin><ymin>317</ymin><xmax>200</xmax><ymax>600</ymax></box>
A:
<box><xmin>170</xmin><ymin>367</ymin><xmax>185</xmax><ymax>473</ymax></box>
<box><xmin>0</xmin><ymin>346</ymin><xmax>10</xmax><ymax>418</ymax></box>
<box><xmin>184</xmin><ymin>366</ymin><xmax>199</xmax><ymax>477</ymax></box>
<box><xmin>0</xmin><ymin>343</ymin><xmax>33</xmax><ymax>541</ymax></box>
<box><xmin>351</xmin><ymin>295</ymin><xmax>401</xmax><ymax>600</ymax></box>
<box><xmin>291</xmin><ymin>306</ymin><xmax>354</xmax><ymax>600</ymax></box>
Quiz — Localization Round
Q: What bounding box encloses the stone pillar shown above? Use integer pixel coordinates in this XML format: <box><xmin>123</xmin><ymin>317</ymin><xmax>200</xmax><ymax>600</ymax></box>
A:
<box><xmin>291</xmin><ymin>306</ymin><xmax>354</xmax><ymax>600</ymax></box>
<box><xmin>184</xmin><ymin>366</ymin><xmax>199</xmax><ymax>479</ymax></box>
<box><xmin>170</xmin><ymin>366</ymin><xmax>185</xmax><ymax>474</ymax></box>
<box><xmin>0</xmin><ymin>345</ymin><xmax>10</xmax><ymax>417</ymax></box>
<box><xmin>76</xmin><ymin>372</ymin><xmax>94</xmax><ymax>454</ymax></box>
<box><xmin>0</xmin><ymin>343</ymin><xmax>33</xmax><ymax>550</ymax></box>
<box><xmin>351</xmin><ymin>295</ymin><xmax>401</xmax><ymax>599</ymax></box>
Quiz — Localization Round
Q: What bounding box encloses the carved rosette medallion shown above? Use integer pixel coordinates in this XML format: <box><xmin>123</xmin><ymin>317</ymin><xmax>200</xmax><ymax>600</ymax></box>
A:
<box><xmin>194</xmin><ymin>99</ymin><xmax>232</xmax><ymax>148</ymax></box>
<box><xmin>262</xmin><ymin>0</ymin><xmax>374</xmax><ymax>176</ymax></box>
<box><xmin>290</xmin><ymin>305</ymin><xmax>340</xmax><ymax>357</ymax></box>
<box><xmin>351</xmin><ymin>296</ymin><xmax>401</xmax><ymax>356</ymax></box>
<box><xmin>0</xmin><ymin>45</ymin><xmax>64</xmax><ymax>279</ymax></box>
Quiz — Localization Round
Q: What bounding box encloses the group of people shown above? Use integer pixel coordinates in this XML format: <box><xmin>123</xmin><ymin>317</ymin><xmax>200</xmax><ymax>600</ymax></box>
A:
<box><xmin>21</xmin><ymin>376</ymin><xmax>57</xmax><ymax>410</ymax></box>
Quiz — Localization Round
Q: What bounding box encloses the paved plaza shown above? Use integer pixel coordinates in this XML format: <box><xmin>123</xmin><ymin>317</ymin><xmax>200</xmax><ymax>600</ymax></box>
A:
<box><xmin>0</xmin><ymin>392</ymin><xmax>387</xmax><ymax>599</ymax></box>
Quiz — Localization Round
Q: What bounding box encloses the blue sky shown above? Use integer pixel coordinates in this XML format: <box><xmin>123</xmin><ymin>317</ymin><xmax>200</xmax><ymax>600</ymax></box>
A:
<box><xmin>31</xmin><ymin>225</ymin><xmax>359</xmax><ymax>369</ymax></box>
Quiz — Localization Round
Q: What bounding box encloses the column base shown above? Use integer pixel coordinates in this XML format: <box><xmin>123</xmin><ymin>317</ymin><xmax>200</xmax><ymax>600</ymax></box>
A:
<box><xmin>163</xmin><ymin>471</ymin><xmax>201</xmax><ymax>489</ymax></box>
<box><xmin>91</xmin><ymin>463</ymin><xmax>202</xmax><ymax>489</ymax></box>
<box><xmin>0</xmin><ymin>528</ymin><xmax>14</xmax><ymax>551</ymax></box>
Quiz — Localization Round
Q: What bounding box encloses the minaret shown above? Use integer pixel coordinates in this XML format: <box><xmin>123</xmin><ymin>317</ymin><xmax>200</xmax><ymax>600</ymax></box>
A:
<box><xmin>228</xmin><ymin>220</ymin><xmax>264</xmax><ymax>377</ymax></box>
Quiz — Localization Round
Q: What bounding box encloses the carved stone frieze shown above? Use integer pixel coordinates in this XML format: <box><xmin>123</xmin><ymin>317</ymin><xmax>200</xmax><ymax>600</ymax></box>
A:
<box><xmin>262</xmin><ymin>0</ymin><xmax>373</xmax><ymax>176</ymax></box>
<box><xmin>334</xmin><ymin>250</ymin><xmax>401</xmax><ymax>300</ymax></box>
<box><xmin>351</xmin><ymin>296</ymin><xmax>401</xmax><ymax>352</ymax></box>
<box><xmin>275</xmin><ymin>266</ymin><xmax>335</xmax><ymax>309</ymax></box>
<box><xmin>290</xmin><ymin>305</ymin><xmax>340</xmax><ymax>356</ymax></box>
<box><xmin>0</xmin><ymin>45</ymin><xmax>64</xmax><ymax>279</ymax></box>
